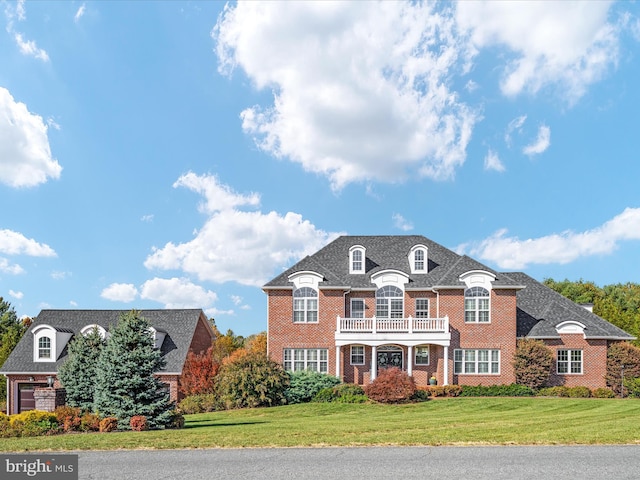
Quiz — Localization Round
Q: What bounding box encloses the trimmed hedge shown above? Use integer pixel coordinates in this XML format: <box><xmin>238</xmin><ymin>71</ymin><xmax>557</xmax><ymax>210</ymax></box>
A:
<box><xmin>460</xmin><ymin>384</ymin><xmax>535</xmax><ymax>397</ymax></box>
<box><xmin>285</xmin><ymin>371</ymin><xmax>341</xmax><ymax>404</ymax></box>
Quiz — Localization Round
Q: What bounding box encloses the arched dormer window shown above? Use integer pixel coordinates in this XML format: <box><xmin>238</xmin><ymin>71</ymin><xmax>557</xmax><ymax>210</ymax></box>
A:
<box><xmin>376</xmin><ymin>286</ymin><xmax>403</xmax><ymax>319</ymax></box>
<box><xmin>32</xmin><ymin>324</ymin><xmax>73</xmax><ymax>362</ymax></box>
<box><xmin>80</xmin><ymin>324</ymin><xmax>108</xmax><ymax>340</ymax></box>
<box><xmin>38</xmin><ymin>336</ymin><xmax>51</xmax><ymax>359</ymax></box>
<box><xmin>349</xmin><ymin>245</ymin><xmax>365</xmax><ymax>274</ymax></box>
<box><xmin>465</xmin><ymin>287</ymin><xmax>490</xmax><ymax>323</ymax></box>
<box><xmin>293</xmin><ymin>287</ymin><xmax>318</xmax><ymax>323</ymax></box>
<box><xmin>409</xmin><ymin>245</ymin><xmax>428</xmax><ymax>273</ymax></box>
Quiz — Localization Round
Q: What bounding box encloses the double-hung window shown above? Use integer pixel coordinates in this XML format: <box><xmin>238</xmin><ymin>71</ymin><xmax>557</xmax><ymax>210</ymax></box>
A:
<box><xmin>557</xmin><ymin>349</ymin><xmax>583</xmax><ymax>374</ymax></box>
<box><xmin>454</xmin><ymin>349</ymin><xmax>500</xmax><ymax>374</ymax></box>
<box><xmin>415</xmin><ymin>346</ymin><xmax>430</xmax><ymax>365</ymax></box>
<box><xmin>351</xmin><ymin>345</ymin><xmax>365</xmax><ymax>365</ymax></box>
<box><xmin>293</xmin><ymin>287</ymin><xmax>318</xmax><ymax>323</ymax></box>
<box><xmin>38</xmin><ymin>336</ymin><xmax>51</xmax><ymax>359</ymax></box>
<box><xmin>415</xmin><ymin>298</ymin><xmax>429</xmax><ymax>318</ymax></box>
<box><xmin>283</xmin><ymin>349</ymin><xmax>328</xmax><ymax>373</ymax></box>
<box><xmin>464</xmin><ymin>287</ymin><xmax>490</xmax><ymax>323</ymax></box>
<box><xmin>351</xmin><ymin>299</ymin><xmax>365</xmax><ymax>318</ymax></box>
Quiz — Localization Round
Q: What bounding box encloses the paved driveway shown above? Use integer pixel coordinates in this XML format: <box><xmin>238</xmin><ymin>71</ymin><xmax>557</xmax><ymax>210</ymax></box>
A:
<box><xmin>77</xmin><ymin>445</ymin><xmax>640</xmax><ymax>479</ymax></box>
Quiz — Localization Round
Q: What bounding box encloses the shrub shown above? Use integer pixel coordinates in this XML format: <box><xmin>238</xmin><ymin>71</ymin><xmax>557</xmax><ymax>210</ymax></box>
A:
<box><xmin>624</xmin><ymin>377</ymin><xmax>640</xmax><ymax>398</ymax></box>
<box><xmin>566</xmin><ymin>386</ymin><xmax>591</xmax><ymax>398</ymax></box>
<box><xmin>444</xmin><ymin>385</ymin><xmax>463</xmax><ymax>397</ymax></box>
<box><xmin>513</xmin><ymin>339</ymin><xmax>554</xmax><ymax>390</ymax></box>
<box><xmin>592</xmin><ymin>387</ymin><xmax>616</xmax><ymax>398</ymax></box>
<box><xmin>216</xmin><ymin>353</ymin><xmax>289</xmax><ymax>409</ymax></box>
<box><xmin>179</xmin><ymin>347</ymin><xmax>219</xmax><ymax>396</ymax></box>
<box><xmin>0</xmin><ymin>400</ymin><xmax>7</xmax><ymax>414</ymax></box>
<box><xmin>167</xmin><ymin>411</ymin><xmax>185</xmax><ymax>429</ymax></box>
<box><xmin>364</xmin><ymin>368</ymin><xmax>416</xmax><ymax>403</ymax></box>
<box><xmin>312</xmin><ymin>383</ymin><xmax>366</xmax><ymax>403</ymax></box>
<box><xmin>411</xmin><ymin>389</ymin><xmax>430</xmax><ymax>402</ymax></box>
<box><xmin>178</xmin><ymin>394</ymin><xmax>222</xmax><ymax>414</ymax></box>
<box><xmin>537</xmin><ymin>386</ymin><xmax>569</xmax><ymax>397</ymax></box>
<box><xmin>606</xmin><ymin>342</ymin><xmax>640</xmax><ymax>396</ymax></box>
<box><xmin>0</xmin><ymin>412</ymin><xmax>15</xmax><ymax>438</ymax></box>
<box><xmin>78</xmin><ymin>412</ymin><xmax>101</xmax><ymax>432</ymax></box>
<box><xmin>10</xmin><ymin>410</ymin><xmax>59</xmax><ymax>437</ymax></box>
<box><xmin>54</xmin><ymin>406</ymin><xmax>82</xmax><ymax>433</ymax></box>
<box><xmin>285</xmin><ymin>371</ymin><xmax>341</xmax><ymax>404</ymax></box>
<box><xmin>460</xmin><ymin>384</ymin><xmax>535</xmax><ymax>397</ymax></box>
<box><xmin>99</xmin><ymin>417</ymin><xmax>118</xmax><ymax>433</ymax></box>
<box><xmin>130</xmin><ymin>415</ymin><xmax>148</xmax><ymax>432</ymax></box>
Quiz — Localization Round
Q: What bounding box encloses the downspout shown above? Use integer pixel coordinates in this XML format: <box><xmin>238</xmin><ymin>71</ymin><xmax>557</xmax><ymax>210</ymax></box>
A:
<box><xmin>4</xmin><ymin>375</ymin><xmax>8</xmax><ymax>414</ymax></box>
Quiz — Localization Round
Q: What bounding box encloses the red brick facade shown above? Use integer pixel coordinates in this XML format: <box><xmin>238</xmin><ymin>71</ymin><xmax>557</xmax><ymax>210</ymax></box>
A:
<box><xmin>267</xmin><ymin>284</ymin><xmax>613</xmax><ymax>389</ymax></box>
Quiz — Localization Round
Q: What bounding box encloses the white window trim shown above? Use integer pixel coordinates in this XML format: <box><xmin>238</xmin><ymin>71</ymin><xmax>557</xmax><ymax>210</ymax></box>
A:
<box><xmin>349</xmin><ymin>245</ymin><xmax>366</xmax><ymax>274</ymax></box>
<box><xmin>351</xmin><ymin>345</ymin><xmax>365</xmax><ymax>365</ymax></box>
<box><xmin>409</xmin><ymin>244</ymin><xmax>428</xmax><ymax>274</ymax></box>
<box><xmin>415</xmin><ymin>298</ymin><xmax>430</xmax><ymax>318</ymax></box>
<box><xmin>293</xmin><ymin>287</ymin><xmax>319</xmax><ymax>323</ymax></box>
<box><xmin>464</xmin><ymin>287</ymin><xmax>491</xmax><ymax>323</ymax></box>
<box><xmin>283</xmin><ymin>348</ymin><xmax>329</xmax><ymax>373</ymax></box>
<box><xmin>350</xmin><ymin>298</ymin><xmax>365</xmax><ymax>319</ymax></box>
<box><xmin>454</xmin><ymin>349</ymin><xmax>500</xmax><ymax>375</ymax></box>
<box><xmin>414</xmin><ymin>345</ymin><xmax>430</xmax><ymax>366</ymax></box>
<box><xmin>557</xmin><ymin>349</ymin><xmax>583</xmax><ymax>375</ymax></box>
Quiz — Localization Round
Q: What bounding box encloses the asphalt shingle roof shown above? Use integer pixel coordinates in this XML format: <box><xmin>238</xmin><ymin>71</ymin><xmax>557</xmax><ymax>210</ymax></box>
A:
<box><xmin>0</xmin><ymin>309</ymin><xmax>210</xmax><ymax>374</ymax></box>
<box><xmin>264</xmin><ymin>235</ymin><xmax>634</xmax><ymax>341</ymax></box>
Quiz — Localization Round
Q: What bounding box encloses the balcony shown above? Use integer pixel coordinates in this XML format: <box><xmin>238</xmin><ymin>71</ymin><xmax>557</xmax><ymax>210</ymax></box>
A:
<box><xmin>334</xmin><ymin>315</ymin><xmax>451</xmax><ymax>346</ymax></box>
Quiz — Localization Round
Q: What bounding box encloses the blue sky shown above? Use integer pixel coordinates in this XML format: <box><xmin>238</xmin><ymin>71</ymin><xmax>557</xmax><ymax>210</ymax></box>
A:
<box><xmin>1</xmin><ymin>1</ymin><xmax>640</xmax><ymax>337</ymax></box>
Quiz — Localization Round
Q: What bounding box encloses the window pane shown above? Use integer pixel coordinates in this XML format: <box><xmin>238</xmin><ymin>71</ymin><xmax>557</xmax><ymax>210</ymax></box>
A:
<box><xmin>415</xmin><ymin>346</ymin><xmax>429</xmax><ymax>365</ymax></box>
<box><xmin>351</xmin><ymin>300</ymin><xmax>365</xmax><ymax>318</ymax></box>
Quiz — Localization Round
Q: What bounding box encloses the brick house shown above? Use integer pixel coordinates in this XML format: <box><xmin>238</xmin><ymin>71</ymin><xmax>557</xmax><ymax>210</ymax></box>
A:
<box><xmin>0</xmin><ymin>309</ymin><xmax>214</xmax><ymax>414</ymax></box>
<box><xmin>263</xmin><ymin>235</ymin><xmax>634</xmax><ymax>388</ymax></box>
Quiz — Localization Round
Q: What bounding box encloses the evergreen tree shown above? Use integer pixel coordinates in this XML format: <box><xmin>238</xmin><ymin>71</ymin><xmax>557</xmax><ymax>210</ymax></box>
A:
<box><xmin>0</xmin><ymin>298</ymin><xmax>27</xmax><ymax>402</ymax></box>
<box><xmin>94</xmin><ymin>311</ymin><xmax>173</xmax><ymax>429</ymax></box>
<box><xmin>58</xmin><ymin>328</ymin><xmax>105</xmax><ymax>411</ymax></box>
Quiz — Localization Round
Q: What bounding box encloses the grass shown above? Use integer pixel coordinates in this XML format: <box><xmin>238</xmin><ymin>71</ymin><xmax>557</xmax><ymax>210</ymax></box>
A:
<box><xmin>2</xmin><ymin>397</ymin><xmax>640</xmax><ymax>451</ymax></box>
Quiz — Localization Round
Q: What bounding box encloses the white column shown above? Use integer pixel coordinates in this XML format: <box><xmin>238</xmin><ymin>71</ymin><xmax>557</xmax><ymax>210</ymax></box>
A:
<box><xmin>407</xmin><ymin>345</ymin><xmax>413</xmax><ymax>377</ymax></box>
<box><xmin>443</xmin><ymin>345</ymin><xmax>449</xmax><ymax>386</ymax></box>
<box><xmin>371</xmin><ymin>345</ymin><xmax>377</xmax><ymax>381</ymax></box>
<box><xmin>335</xmin><ymin>346</ymin><xmax>341</xmax><ymax>378</ymax></box>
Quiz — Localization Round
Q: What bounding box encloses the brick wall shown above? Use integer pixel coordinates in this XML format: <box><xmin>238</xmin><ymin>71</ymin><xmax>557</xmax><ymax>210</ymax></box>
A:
<box><xmin>187</xmin><ymin>315</ymin><xmax>215</xmax><ymax>355</ymax></box>
<box><xmin>544</xmin><ymin>336</ymin><xmax>608</xmax><ymax>389</ymax></box>
<box><xmin>33</xmin><ymin>388</ymin><xmax>66</xmax><ymax>412</ymax></box>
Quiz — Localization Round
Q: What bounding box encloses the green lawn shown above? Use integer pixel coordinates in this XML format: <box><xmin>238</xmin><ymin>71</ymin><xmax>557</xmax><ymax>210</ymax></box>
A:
<box><xmin>3</xmin><ymin>398</ymin><xmax>640</xmax><ymax>451</ymax></box>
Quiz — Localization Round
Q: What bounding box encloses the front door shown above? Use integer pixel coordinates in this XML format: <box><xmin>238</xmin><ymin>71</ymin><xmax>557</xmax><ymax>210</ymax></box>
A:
<box><xmin>377</xmin><ymin>346</ymin><xmax>403</xmax><ymax>370</ymax></box>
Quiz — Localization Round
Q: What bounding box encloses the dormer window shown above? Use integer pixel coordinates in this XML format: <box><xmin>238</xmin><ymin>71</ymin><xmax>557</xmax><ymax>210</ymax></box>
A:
<box><xmin>409</xmin><ymin>245</ymin><xmax>428</xmax><ymax>273</ymax></box>
<box><xmin>38</xmin><ymin>336</ymin><xmax>51</xmax><ymax>359</ymax></box>
<box><xmin>148</xmin><ymin>327</ymin><xmax>167</xmax><ymax>349</ymax></box>
<box><xmin>349</xmin><ymin>245</ymin><xmax>365</xmax><ymax>274</ymax></box>
<box><xmin>32</xmin><ymin>324</ymin><xmax>73</xmax><ymax>362</ymax></box>
<box><xmin>80</xmin><ymin>324</ymin><xmax>108</xmax><ymax>339</ymax></box>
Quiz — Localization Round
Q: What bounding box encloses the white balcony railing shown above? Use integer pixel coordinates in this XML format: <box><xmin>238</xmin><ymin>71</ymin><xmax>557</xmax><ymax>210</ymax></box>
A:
<box><xmin>336</xmin><ymin>315</ymin><xmax>449</xmax><ymax>334</ymax></box>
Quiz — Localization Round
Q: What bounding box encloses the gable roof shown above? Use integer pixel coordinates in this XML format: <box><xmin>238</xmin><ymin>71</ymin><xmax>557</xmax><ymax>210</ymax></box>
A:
<box><xmin>263</xmin><ymin>235</ymin><xmax>521</xmax><ymax>290</ymax></box>
<box><xmin>504</xmin><ymin>272</ymin><xmax>634</xmax><ymax>340</ymax></box>
<box><xmin>0</xmin><ymin>309</ymin><xmax>212</xmax><ymax>375</ymax></box>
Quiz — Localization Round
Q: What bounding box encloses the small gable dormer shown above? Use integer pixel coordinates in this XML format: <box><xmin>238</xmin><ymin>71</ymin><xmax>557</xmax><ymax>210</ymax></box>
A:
<box><xmin>32</xmin><ymin>324</ymin><xmax>74</xmax><ymax>362</ymax></box>
<box><xmin>349</xmin><ymin>245</ymin><xmax>366</xmax><ymax>274</ymax></box>
<box><xmin>148</xmin><ymin>326</ymin><xmax>167</xmax><ymax>350</ymax></box>
<box><xmin>409</xmin><ymin>244</ymin><xmax>428</xmax><ymax>274</ymax></box>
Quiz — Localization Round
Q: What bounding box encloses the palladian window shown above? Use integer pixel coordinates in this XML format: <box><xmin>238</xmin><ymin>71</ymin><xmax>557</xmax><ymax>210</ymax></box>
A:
<box><xmin>464</xmin><ymin>287</ymin><xmax>490</xmax><ymax>323</ymax></box>
<box><xmin>376</xmin><ymin>286</ymin><xmax>403</xmax><ymax>318</ymax></box>
<box><xmin>293</xmin><ymin>287</ymin><xmax>318</xmax><ymax>323</ymax></box>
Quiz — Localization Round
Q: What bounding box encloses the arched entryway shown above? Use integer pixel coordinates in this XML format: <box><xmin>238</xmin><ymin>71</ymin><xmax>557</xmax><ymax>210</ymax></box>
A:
<box><xmin>377</xmin><ymin>345</ymin><xmax>403</xmax><ymax>371</ymax></box>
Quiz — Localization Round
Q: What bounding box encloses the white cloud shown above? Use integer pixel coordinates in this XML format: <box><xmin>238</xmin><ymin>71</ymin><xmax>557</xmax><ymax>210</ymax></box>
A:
<box><xmin>4</xmin><ymin>1</ymin><xmax>49</xmax><ymax>62</ymax></box>
<box><xmin>214</xmin><ymin>1</ymin><xmax>477</xmax><ymax>189</ymax></box>
<box><xmin>460</xmin><ymin>207</ymin><xmax>640</xmax><ymax>269</ymax></box>
<box><xmin>140</xmin><ymin>277</ymin><xmax>218</xmax><ymax>308</ymax></box>
<box><xmin>51</xmin><ymin>271</ymin><xmax>71</xmax><ymax>280</ymax></box>
<box><xmin>13</xmin><ymin>33</ymin><xmax>49</xmax><ymax>62</ymax></box>
<box><xmin>456</xmin><ymin>1</ymin><xmax>619</xmax><ymax>103</ymax></box>
<box><xmin>231</xmin><ymin>295</ymin><xmax>242</xmax><ymax>306</ymax></box>
<box><xmin>0</xmin><ymin>229</ymin><xmax>56</xmax><ymax>257</ymax></box>
<box><xmin>484</xmin><ymin>150</ymin><xmax>505</xmax><ymax>172</ymax></box>
<box><xmin>100</xmin><ymin>283</ymin><xmax>139</xmax><ymax>303</ymax></box>
<box><xmin>0</xmin><ymin>88</ymin><xmax>62</xmax><ymax>187</ymax></box>
<box><xmin>145</xmin><ymin>172</ymin><xmax>341</xmax><ymax>286</ymax></box>
<box><xmin>504</xmin><ymin>115</ymin><xmax>527</xmax><ymax>146</ymax></box>
<box><xmin>74</xmin><ymin>3</ymin><xmax>86</xmax><ymax>23</ymax></box>
<box><xmin>141</xmin><ymin>214</ymin><xmax>154</xmax><ymax>223</ymax></box>
<box><xmin>523</xmin><ymin>125</ymin><xmax>551</xmax><ymax>156</ymax></box>
<box><xmin>9</xmin><ymin>289</ymin><xmax>23</xmax><ymax>299</ymax></box>
<box><xmin>392</xmin><ymin>213</ymin><xmax>414</xmax><ymax>232</ymax></box>
<box><xmin>0</xmin><ymin>257</ymin><xmax>24</xmax><ymax>275</ymax></box>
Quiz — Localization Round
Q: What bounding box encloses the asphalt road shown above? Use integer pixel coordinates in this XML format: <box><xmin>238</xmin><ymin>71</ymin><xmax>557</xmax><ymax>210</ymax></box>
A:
<box><xmin>76</xmin><ymin>445</ymin><xmax>640</xmax><ymax>479</ymax></box>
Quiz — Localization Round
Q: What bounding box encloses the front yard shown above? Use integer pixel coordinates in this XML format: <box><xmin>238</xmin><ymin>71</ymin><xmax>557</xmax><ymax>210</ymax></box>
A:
<box><xmin>2</xmin><ymin>397</ymin><xmax>640</xmax><ymax>451</ymax></box>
